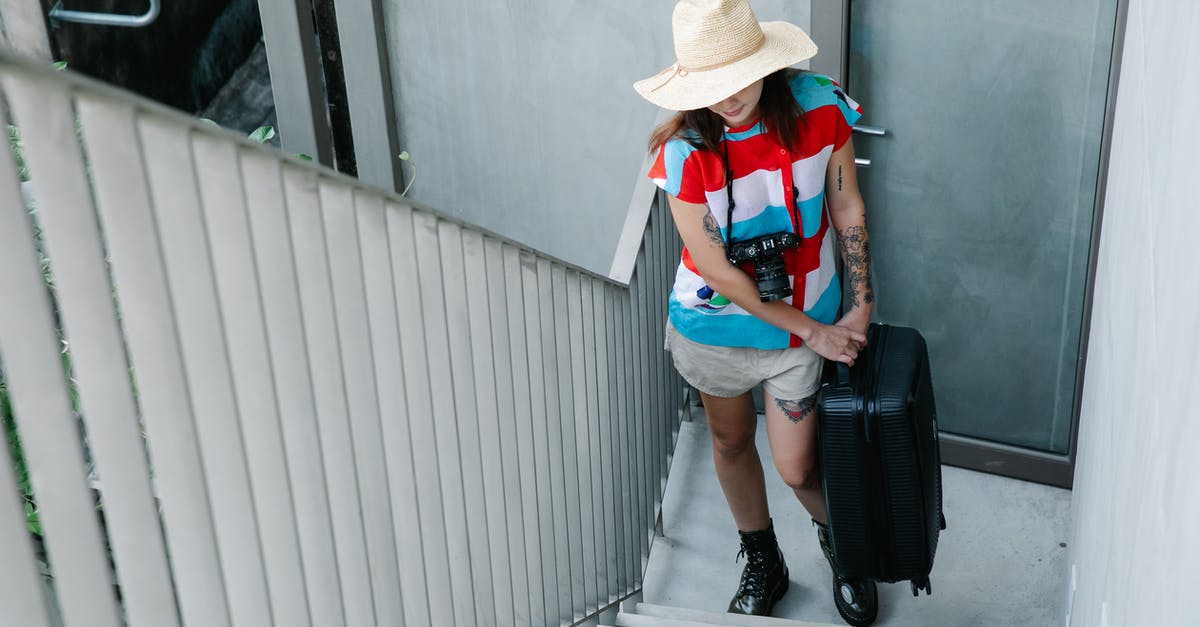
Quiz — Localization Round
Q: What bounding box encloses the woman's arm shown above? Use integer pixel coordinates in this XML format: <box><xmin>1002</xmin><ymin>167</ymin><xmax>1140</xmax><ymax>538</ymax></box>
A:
<box><xmin>666</xmin><ymin>194</ymin><xmax>865</xmax><ymax>365</ymax></box>
<box><xmin>825</xmin><ymin>138</ymin><xmax>874</xmax><ymax>336</ymax></box>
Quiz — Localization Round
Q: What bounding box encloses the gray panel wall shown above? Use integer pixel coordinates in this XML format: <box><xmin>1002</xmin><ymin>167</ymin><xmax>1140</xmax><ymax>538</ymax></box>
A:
<box><xmin>381</xmin><ymin>1</ymin><xmax>809</xmax><ymax>274</ymax></box>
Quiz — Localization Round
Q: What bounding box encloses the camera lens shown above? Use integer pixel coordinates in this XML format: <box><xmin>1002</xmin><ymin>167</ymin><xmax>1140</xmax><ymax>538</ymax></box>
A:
<box><xmin>755</xmin><ymin>257</ymin><xmax>792</xmax><ymax>302</ymax></box>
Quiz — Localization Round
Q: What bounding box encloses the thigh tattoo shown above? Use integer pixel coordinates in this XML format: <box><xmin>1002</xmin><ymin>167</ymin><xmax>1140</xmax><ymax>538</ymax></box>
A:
<box><xmin>775</xmin><ymin>393</ymin><xmax>817</xmax><ymax>424</ymax></box>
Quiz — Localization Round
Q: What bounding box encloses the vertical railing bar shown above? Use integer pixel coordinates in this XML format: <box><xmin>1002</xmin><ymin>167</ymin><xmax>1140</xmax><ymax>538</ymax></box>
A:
<box><xmin>520</xmin><ymin>251</ymin><xmax>559</xmax><ymax>624</ymax></box>
<box><xmin>598</xmin><ymin>279</ymin><xmax>618</xmax><ymax>601</ymax></box>
<box><xmin>244</xmin><ymin>152</ymin><xmax>347</xmax><ymax>627</ymax></box>
<box><xmin>646</xmin><ymin>224</ymin><xmax>662</xmax><ymax>537</ymax></box>
<box><xmin>537</xmin><ymin>258</ymin><xmax>573</xmax><ymax>623</ymax></box>
<box><xmin>565</xmin><ymin>270</ymin><xmax>598</xmax><ymax>614</ymax></box>
<box><xmin>77</xmin><ymin>102</ymin><xmax>232</xmax><ymax>627</ymax></box>
<box><xmin>412</xmin><ymin>212</ymin><xmax>477</xmax><ymax>626</ymax></box>
<box><xmin>500</xmin><ymin>246</ymin><xmax>541</xmax><ymax>625</ymax></box>
<box><xmin>18</xmin><ymin>83</ymin><xmax>181</xmax><ymax>627</ymax></box>
<box><xmin>623</xmin><ymin>290</ymin><xmax>639</xmax><ymax>589</ymax></box>
<box><xmin>456</xmin><ymin>229</ymin><xmax>511</xmax><ymax>627</ymax></box>
<box><xmin>436</xmin><ymin>225</ymin><xmax>491</xmax><ymax>626</ymax></box>
<box><xmin>627</xmin><ymin>263</ymin><xmax>648</xmax><ymax>580</ymax></box>
<box><xmin>387</xmin><ymin>206</ymin><xmax>454</xmax><ymax>627</ymax></box>
<box><xmin>285</xmin><ymin>170</ymin><xmax>376</xmax><ymax>627</ymax></box>
<box><xmin>635</xmin><ymin>246</ymin><xmax>654</xmax><ymax>568</ymax></box>
<box><xmin>366</xmin><ymin>198</ymin><xmax>431</xmax><ymax>627</ymax></box>
<box><xmin>592</xmin><ymin>279</ymin><xmax>620</xmax><ymax>600</ymax></box>
<box><xmin>612</xmin><ymin>286</ymin><xmax>633</xmax><ymax>592</ymax></box>
<box><xmin>552</xmin><ymin>265</ymin><xmax>585</xmax><ymax>621</ymax></box>
<box><xmin>662</xmin><ymin>201</ymin><xmax>674</xmax><ymax>471</ymax></box>
<box><xmin>323</xmin><ymin>184</ymin><xmax>406</xmax><ymax>627</ymax></box>
<box><xmin>656</xmin><ymin>201</ymin><xmax>670</xmax><ymax>494</ymax></box>
<box><xmin>626</xmin><ymin>271</ymin><xmax>642</xmax><ymax>586</ymax></box>
<box><xmin>647</xmin><ymin>201</ymin><xmax>665</xmax><ymax>493</ymax></box>
<box><xmin>139</xmin><ymin>117</ymin><xmax>274</xmax><ymax>627</ymax></box>
<box><xmin>484</xmin><ymin>239</ymin><xmax>532</xmax><ymax>626</ymax></box>
<box><xmin>494</xmin><ymin>244</ymin><xmax>538</xmax><ymax>626</ymax></box>
<box><xmin>654</xmin><ymin>200</ymin><xmax>671</xmax><ymax>481</ymax></box>
<box><xmin>293</xmin><ymin>174</ymin><xmax>378</xmax><ymax>627</ymax></box>
<box><xmin>581</xmin><ymin>275</ymin><xmax>605</xmax><ymax>608</ymax></box>
<box><xmin>193</xmin><ymin>132</ymin><xmax>313</xmax><ymax>627</ymax></box>
<box><xmin>0</xmin><ymin>83</ymin><xmax>120</xmax><ymax>627</ymax></box>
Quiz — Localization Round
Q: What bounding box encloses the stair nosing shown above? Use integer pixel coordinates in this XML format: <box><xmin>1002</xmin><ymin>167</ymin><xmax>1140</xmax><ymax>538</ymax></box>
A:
<box><xmin>632</xmin><ymin>602</ymin><xmax>843</xmax><ymax>627</ymax></box>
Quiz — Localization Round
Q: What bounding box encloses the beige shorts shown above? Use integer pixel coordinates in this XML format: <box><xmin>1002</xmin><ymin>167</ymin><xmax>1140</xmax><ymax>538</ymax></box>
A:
<box><xmin>664</xmin><ymin>321</ymin><xmax>822</xmax><ymax>401</ymax></box>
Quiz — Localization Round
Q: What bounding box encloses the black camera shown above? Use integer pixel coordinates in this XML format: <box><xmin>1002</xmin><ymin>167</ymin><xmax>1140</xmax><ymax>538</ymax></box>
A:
<box><xmin>727</xmin><ymin>231</ymin><xmax>800</xmax><ymax>302</ymax></box>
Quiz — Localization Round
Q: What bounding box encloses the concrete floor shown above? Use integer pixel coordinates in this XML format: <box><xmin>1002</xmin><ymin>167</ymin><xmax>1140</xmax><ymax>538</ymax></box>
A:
<box><xmin>644</xmin><ymin>417</ymin><xmax>1073</xmax><ymax>627</ymax></box>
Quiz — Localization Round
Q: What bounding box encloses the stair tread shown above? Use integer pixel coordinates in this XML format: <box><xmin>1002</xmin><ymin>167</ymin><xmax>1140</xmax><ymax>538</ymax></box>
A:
<box><xmin>633</xmin><ymin>602</ymin><xmax>842</xmax><ymax>627</ymax></box>
<box><xmin>616</xmin><ymin>612</ymin><xmax>737</xmax><ymax>627</ymax></box>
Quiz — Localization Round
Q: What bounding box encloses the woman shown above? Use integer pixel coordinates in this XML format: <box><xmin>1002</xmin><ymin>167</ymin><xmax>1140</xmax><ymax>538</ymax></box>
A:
<box><xmin>634</xmin><ymin>1</ymin><xmax>878</xmax><ymax>624</ymax></box>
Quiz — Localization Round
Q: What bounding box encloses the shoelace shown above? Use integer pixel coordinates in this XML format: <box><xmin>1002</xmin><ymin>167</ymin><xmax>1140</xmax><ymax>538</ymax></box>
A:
<box><xmin>734</xmin><ymin>544</ymin><xmax>769</xmax><ymax>597</ymax></box>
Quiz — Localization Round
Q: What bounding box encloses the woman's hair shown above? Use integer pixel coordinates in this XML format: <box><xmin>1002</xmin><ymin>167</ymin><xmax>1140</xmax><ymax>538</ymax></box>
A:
<box><xmin>647</xmin><ymin>69</ymin><xmax>802</xmax><ymax>155</ymax></box>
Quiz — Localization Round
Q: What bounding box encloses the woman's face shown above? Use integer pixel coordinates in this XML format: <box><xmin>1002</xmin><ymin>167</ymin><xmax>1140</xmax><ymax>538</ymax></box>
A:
<box><xmin>707</xmin><ymin>79</ymin><xmax>764</xmax><ymax>128</ymax></box>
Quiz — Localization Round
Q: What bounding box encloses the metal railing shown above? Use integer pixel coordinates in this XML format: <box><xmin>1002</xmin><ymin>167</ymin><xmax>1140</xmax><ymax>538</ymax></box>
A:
<box><xmin>0</xmin><ymin>52</ymin><xmax>685</xmax><ymax>627</ymax></box>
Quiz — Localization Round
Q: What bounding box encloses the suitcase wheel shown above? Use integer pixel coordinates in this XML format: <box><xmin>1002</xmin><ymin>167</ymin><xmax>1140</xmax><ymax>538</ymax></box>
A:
<box><xmin>911</xmin><ymin>578</ymin><xmax>932</xmax><ymax>597</ymax></box>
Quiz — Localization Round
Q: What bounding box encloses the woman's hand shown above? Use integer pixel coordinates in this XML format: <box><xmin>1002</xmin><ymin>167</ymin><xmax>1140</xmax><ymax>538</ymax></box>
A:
<box><xmin>805</xmin><ymin>323</ymin><xmax>868</xmax><ymax>366</ymax></box>
<box><xmin>835</xmin><ymin>310</ymin><xmax>871</xmax><ymax>352</ymax></box>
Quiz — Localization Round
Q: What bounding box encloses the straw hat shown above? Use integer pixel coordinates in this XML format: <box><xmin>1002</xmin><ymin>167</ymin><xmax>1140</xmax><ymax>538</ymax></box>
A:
<box><xmin>634</xmin><ymin>0</ymin><xmax>818</xmax><ymax>111</ymax></box>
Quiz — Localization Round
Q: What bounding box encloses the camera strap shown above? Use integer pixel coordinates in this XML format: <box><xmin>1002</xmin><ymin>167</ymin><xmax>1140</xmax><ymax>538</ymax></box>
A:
<box><xmin>720</xmin><ymin>134</ymin><xmax>803</xmax><ymax>253</ymax></box>
<box><xmin>722</xmin><ymin>139</ymin><xmax>736</xmax><ymax>252</ymax></box>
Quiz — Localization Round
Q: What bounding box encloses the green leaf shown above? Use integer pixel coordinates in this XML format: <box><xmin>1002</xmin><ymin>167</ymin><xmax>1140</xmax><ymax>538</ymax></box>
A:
<box><xmin>397</xmin><ymin>150</ymin><xmax>410</xmax><ymax>161</ymax></box>
<box><xmin>25</xmin><ymin>500</ymin><xmax>41</xmax><ymax>536</ymax></box>
<box><xmin>248</xmin><ymin>125</ymin><xmax>276</xmax><ymax>143</ymax></box>
<box><xmin>296</xmin><ymin>153</ymin><xmax>313</xmax><ymax>161</ymax></box>
<box><xmin>52</xmin><ymin>61</ymin><xmax>68</xmax><ymax>71</ymax></box>
<box><xmin>9</xmin><ymin>124</ymin><xmax>29</xmax><ymax>182</ymax></box>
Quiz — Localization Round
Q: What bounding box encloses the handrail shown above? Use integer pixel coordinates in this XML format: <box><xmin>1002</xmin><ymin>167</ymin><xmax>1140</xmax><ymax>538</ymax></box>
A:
<box><xmin>49</xmin><ymin>0</ymin><xmax>160</xmax><ymax>28</ymax></box>
<box><xmin>609</xmin><ymin>109</ymin><xmax>673</xmax><ymax>285</ymax></box>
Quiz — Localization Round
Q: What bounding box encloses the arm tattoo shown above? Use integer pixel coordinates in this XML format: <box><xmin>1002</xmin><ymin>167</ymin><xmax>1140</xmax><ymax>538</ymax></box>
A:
<box><xmin>775</xmin><ymin>394</ymin><xmax>817</xmax><ymax>424</ymax></box>
<box><xmin>836</xmin><ymin>226</ymin><xmax>875</xmax><ymax>308</ymax></box>
<box><xmin>837</xmin><ymin>165</ymin><xmax>843</xmax><ymax>192</ymax></box>
<box><xmin>702</xmin><ymin>213</ymin><xmax>725</xmax><ymax>249</ymax></box>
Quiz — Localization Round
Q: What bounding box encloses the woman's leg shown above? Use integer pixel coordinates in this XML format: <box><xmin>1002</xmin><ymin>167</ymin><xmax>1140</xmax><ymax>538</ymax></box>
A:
<box><xmin>763</xmin><ymin>390</ymin><xmax>828</xmax><ymax>524</ymax></box>
<box><xmin>702</xmin><ymin>391</ymin><xmax>771</xmax><ymax>532</ymax></box>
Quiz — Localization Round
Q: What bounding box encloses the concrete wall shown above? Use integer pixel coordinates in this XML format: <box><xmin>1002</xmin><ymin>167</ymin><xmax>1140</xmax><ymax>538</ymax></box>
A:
<box><xmin>1066</xmin><ymin>2</ymin><xmax>1200</xmax><ymax>625</ymax></box>
<box><xmin>381</xmin><ymin>1</ymin><xmax>809</xmax><ymax>274</ymax></box>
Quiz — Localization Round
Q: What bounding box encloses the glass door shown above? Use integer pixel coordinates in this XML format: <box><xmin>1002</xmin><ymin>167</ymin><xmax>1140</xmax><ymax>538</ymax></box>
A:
<box><xmin>821</xmin><ymin>0</ymin><xmax>1124</xmax><ymax>486</ymax></box>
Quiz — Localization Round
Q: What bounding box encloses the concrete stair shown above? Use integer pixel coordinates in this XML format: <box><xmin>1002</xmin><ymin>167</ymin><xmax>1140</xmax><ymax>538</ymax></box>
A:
<box><xmin>603</xmin><ymin>602</ymin><xmax>841</xmax><ymax>627</ymax></box>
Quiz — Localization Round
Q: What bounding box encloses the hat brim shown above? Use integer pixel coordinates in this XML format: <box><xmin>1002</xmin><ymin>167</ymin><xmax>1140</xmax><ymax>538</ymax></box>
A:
<box><xmin>633</xmin><ymin>21</ymin><xmax>818</xmax><ymax>111</ymax></box>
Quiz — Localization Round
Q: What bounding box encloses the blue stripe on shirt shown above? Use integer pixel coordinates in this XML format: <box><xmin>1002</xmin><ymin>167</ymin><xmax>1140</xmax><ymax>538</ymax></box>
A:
<box><xmin>723</xmin><ymin>194</ymin><xmax>825</xmax><ymax>241</ymax></box>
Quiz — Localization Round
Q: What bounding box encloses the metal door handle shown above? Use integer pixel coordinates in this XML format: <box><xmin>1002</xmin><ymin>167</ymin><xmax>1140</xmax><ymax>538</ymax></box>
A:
<box><xmin>852</xmin><ymin>126</ymin><xmax>882</xmax><ymax>167</ymax></box>
<box><xmin>50</xmin><ymin>0</ymin><xmax>160</xmax><ymax>27</ymax></box>
<box><xmin>853</xmin><ymin>125</ymin><xmax>887</xmax><ymax>136</ymax></box>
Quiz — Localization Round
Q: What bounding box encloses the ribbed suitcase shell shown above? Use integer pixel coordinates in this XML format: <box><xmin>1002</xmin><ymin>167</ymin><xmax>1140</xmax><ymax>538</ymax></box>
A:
<box><xmin>817</xmin><ymin>323</ymin><xmax>945</xmax><ymax>595</ymax></box>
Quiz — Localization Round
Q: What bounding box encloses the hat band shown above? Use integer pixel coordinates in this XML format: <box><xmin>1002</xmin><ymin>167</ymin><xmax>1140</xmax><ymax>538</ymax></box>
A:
<box><xmin>647</xmin><ymin>32</ymin><xmax>767</xmax><ymax>93</ymax></box>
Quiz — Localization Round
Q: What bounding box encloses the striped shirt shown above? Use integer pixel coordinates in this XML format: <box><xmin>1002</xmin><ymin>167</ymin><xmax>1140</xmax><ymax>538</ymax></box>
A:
<box><xmin>649</xmin><ymin>72</ymin><xmax>862</xmax><ymax>349</ymax></box>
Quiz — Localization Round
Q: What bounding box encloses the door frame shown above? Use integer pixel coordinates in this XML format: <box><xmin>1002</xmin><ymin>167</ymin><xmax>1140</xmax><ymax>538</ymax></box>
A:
<box><xmin>812</xmin><ymin>0</ymin><xmax>1131</xmax><ymax>489</ymax></box>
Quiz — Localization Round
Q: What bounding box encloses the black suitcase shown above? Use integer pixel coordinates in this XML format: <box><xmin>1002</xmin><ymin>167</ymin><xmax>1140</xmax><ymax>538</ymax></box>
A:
<box><xmin>816</xmin><ymin>323</ymin><xmax>946</xmax><ymax>596</ymax></box>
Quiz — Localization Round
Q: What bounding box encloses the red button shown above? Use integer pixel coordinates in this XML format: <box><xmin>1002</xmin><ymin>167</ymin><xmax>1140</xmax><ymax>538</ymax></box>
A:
<box><xmin>779</xmin><ymin>148</ymin><xmax>787</xmax><ymax>155</ymax></box>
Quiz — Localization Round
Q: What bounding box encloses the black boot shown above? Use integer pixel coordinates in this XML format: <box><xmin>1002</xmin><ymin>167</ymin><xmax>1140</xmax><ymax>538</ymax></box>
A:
<box><xmin>815</xmin><ymin>520</ymin><xmax>878</xmax><ymax>627</ymax></box>
<box><xmin>727</xmin><ymin>522</ymin><xmax>789</xmax><ymax>616</ymax></box>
